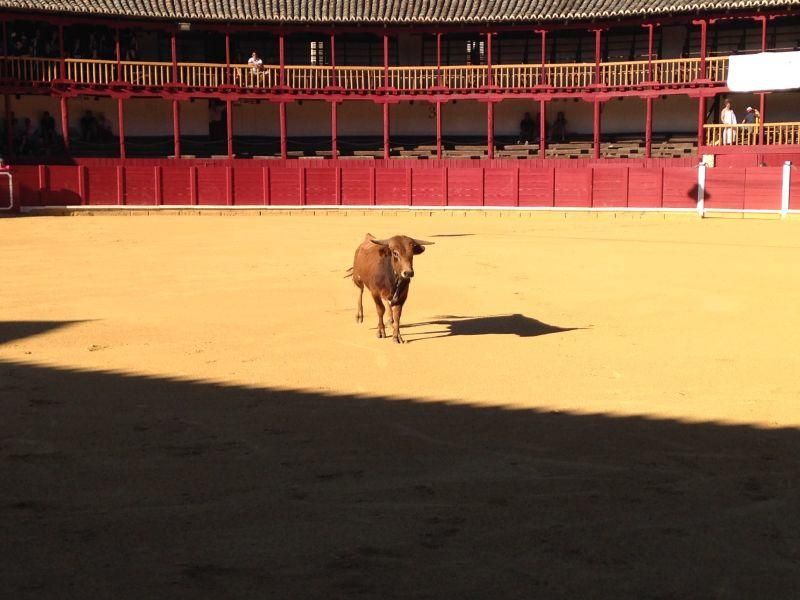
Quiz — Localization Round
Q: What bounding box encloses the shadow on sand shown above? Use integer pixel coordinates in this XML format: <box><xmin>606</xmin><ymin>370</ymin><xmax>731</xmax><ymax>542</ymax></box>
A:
<box><xmin>403</xmin><ymin>313</ymin><xmax>582</xmax><ymax>341</ymax></box>
<box><xmin>1</xmin><ymin>320</ymin><xmax>798</xmax><ymax>599</ymax></box>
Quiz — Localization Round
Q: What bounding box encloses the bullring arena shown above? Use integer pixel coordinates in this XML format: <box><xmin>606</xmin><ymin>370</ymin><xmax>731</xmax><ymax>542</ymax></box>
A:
<box><xmin>4</xmin><ymin>0</ymin><xmax>800</xmax><ymax>596</ymax></box>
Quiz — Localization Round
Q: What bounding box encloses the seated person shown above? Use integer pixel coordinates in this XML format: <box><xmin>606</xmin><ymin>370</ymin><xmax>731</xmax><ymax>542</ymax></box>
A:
<box><xmin>518</xmin><ymin>112</ymin><xmax>534</xmax><ymax>145</ymax></box>
<box><xmin>549</xmin><ymin>111</ymin><xmax>568</xmax><ymax>143</ymax></box>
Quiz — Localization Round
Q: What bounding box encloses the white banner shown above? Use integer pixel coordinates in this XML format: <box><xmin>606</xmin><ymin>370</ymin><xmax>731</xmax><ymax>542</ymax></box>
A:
<box><xmin>727</xmin><ymin>51</ymin><xmax>800</xmax><ymax>92</ymax></box>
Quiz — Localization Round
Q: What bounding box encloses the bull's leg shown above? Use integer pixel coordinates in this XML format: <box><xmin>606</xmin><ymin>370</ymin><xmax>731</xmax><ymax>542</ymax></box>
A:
<box><xmin>384</xmin><ymin>299</ymin><xmax>393</xmax><ymax>326</ymax></box>
<box><xmin>372</xmin><ymin>292</ymin><xmax>387</xmax><ymax>338</ymax></box>
<box><xmin>355</xmin><ymin>283</ymin><xmax>364</xmax><ymax>323</ymax></box>
<box><xmin>391</xmin><ymin>304</ymin><xmax>404</xmax><ymax>344</ymax></box>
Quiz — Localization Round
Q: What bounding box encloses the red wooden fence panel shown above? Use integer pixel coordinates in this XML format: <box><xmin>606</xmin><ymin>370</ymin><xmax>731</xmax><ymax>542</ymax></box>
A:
<box><xmin>627</xmin><ymin>168</ymin><xmax>663</xmax><ymax>208</ymax></box>
<box><xmin>483</xmin><ymin>168</ymin><xmax>517</xmax><ymax>206</ymax></box>
<box><xmin>341</xmin><ymin>168</ymin><xmax>373</xmax><ymax>205</ymax></box>
<box><xmin>592</xmin><ymin>167</ymin><xmax>628</xmax><ymax>207</ymax></box>
<box><xmin>411</xmin><ymin>167</ymin><xmax>445</xmax><ymax>206</ymax></box>
<box><xmin>124</xmin><ymin>166</ymin><xmax>156</xmax><ymax>205</ymax></box>
<box><xmin>704</xmin><ymin>169</ymin><xmax>746</xmax><ymax>210</ymax></box>
<box><xmin>305</xmin><ymin>167</ymin><xmax>337</xmax><ymax>205</ymax></box>
<box><xmin>662</xmin><ymin>167</ymin><xmax>697</xmax><ymax>209</ymax></box>
<box><xmin>196</xmin><ymin>166</ymin><xmax>227</xmax><ymax>205</ymax></box>
<box><xmin>447</xmin><ymin>168</ymin><xmax>482</xmax><ymax>206</ymax></box>
<box><xmin>554</xmin><ymin>169</ymin><xmax>592</xmax><ymax>207</ymax></box>
<box><xmin>232</xmin><ymin>167</ymin><xmax>265</xmax><ymax>205</ymax></box>
<box><xmin>11</xmin><ymin>166</ymin><xmax>40</xmax><ymax>207</ymax></box>
<box><xmin>375</xmin><ymin>168</ymin><xmax>407</xmax><ymax>205</ymax></box>
<box><xmin>161</xmin><ymin>166</ymin><xmax>192</xmax><ymax>205</ymax></box>
<box><xmin>743</xmin><ymin>167</ymin><xmax>782</xmax><ymax>211</ymax></box>
<box><xmin>46</xmin><ymin>166</ymin><xmax>81</xmax><ymax>206</ymax></box>
<box><xmin>270</xmin><ymin>167</ymin><xmax>302</xmax><ymax>205</ymax></box>
<box><xmin>518</xmin><ymin>168</ymin><xmax>554</xmax><ymax>206</ymax></box>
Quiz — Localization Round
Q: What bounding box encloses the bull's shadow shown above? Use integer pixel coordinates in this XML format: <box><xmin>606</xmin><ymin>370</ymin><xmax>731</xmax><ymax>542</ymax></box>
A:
<box><xmin>404</xmin><ymin>313</ymin><xmax>581</xmax><ymax>341</ymax></box>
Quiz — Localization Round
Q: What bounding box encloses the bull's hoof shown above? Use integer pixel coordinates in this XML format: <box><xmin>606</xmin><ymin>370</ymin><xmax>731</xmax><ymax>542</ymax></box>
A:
<box><xmin>356</xmin><ymin>314</ymin><xmax>363</xmax><ymax>323</ymax></box>
<box><xmin>393</xmin><ymin>335</ymin><xmax>405</xmax><ymax>344</ymax></box>
<box><xmin>377</xmin><ymin>330</ymin><xmax>386</xmax><ymax>339</ymax></box>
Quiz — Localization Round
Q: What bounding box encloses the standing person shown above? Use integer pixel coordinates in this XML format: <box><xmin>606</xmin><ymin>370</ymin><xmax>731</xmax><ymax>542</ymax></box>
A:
<box><xmin>720</xmin><ymin>99</ymin><xmax>737</xmax><ymax>145</ymax></box>
<box><xmin>247</xmin><ymin>52</ymin><xmax>263</xmax><ymax>74</ymax></box>
<box><xmin>549</xmin><ymin>111</ymin><xmax>568</xmax><ymax>143</ymax></box>
<box><xmin>518</xmin><ymin>112</ymin><xmax>534</xmax><ymax>145</ymax></box>
<box><xmin>741</xmin><ymin>106</ymin><xmax>761</xmax><ymax>144</ymax></box>
<box><xmin>39</xmin><ymin>111</ymin><xmax>56</xmax><ymax>146</ymax></box>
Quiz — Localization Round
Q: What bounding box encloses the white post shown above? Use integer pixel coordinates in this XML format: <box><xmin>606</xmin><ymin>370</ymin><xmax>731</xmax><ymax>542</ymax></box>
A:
<box><xmin>781</xmin><ymin>161</ymin><xmax>791</xmax><ymax>218</ymax></box>
<box><xmin>697</xmin><ymin>163</ymin><xmax>706</xmax><ymax>218</ymax></box>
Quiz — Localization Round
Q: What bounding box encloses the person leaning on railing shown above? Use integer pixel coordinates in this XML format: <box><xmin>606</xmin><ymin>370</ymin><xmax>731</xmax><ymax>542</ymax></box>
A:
<box><xmin>741</xmin><ymin>106</ymin><xmax>761</xmax><ymax>144</ymax></box>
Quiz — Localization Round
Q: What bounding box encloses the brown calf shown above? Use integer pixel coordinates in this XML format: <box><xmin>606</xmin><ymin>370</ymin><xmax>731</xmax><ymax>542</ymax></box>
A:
<box><xmin>350</xmin><ymin>234</ymin><xmax>433</xmax><ymax>343</ymax></box>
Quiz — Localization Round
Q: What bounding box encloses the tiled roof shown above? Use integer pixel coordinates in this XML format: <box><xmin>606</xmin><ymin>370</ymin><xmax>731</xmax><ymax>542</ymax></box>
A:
<box><xmin>0</xmin><ymin>0</ymin><xmax>796</xmax><ymax>24</ymax></box>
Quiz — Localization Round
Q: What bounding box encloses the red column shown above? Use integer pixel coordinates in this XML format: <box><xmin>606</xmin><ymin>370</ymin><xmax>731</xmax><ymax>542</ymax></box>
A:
<box><xmin>60</xmin><ymin>95</ymin><xmax>69</xmax><ymax>152</ymax></box>
<box><xmin>172</xmin><ymin>99</ymin><xmax>181</xmax><ymax>157</ymax></box>
<box><xmin>226</xmin><ymin>99</ymin><xmax>233</xmax><ymax>158</ymax></box>
<box><xmin>5</xmin><ymin>94</ymin><xmax>13</xmax><ymax>158</ymax></box>
<box><xmin>486</xmin><ymin>32</ymin><xmax>493</xmax><ymax>88</ymax></box>
<box><xmin>279</xmin><ymin>32</ymin><xmax>286</xmax><ymax>88</ymax></box>
<box><xmin>115</xmin><ymin>27</ymin><xmax>121</xmax><ymax>81</ymax></box>
<box><xmin>538</xmin><ymin>30</ymin><xmax>547</xmax><ymax>86</ymax></box>
<box><xmin>645</xmin><ymin>97</ymin><xmax>653</xmax><ymax>158</ymax></box>
<box><xmin>436</xmin><ymin>101</ymin><xmax>442</xmax><ymax>159</ymax></box>
<box><xmin>330</xmin><ymin>32</ymin><xmax>337</xmax><ymax>87</ymax></box>
<box><xmin>593</xmin><ymin>29</ymin><xmax>602</xmax><ymax>85</ymax></box>
<box><xmin>487</xmin><ymin>101</ymin><xmax>494</xmax><ymax>159</ymax></box>
<box><xmin>58</xmin><ymin>24</ymin><xmax>65</xmax><ymax>79</ymax></box>
<box><xmin>539</xmin><ymin>99</ymin><xmax>546</xmax><ymax>157</ymax></box>
<box><xmin>436</xmin><ymin>32</ymin><xmax>442</xmax><ymax>87</ymax></box>
<box><xmin>758</xmin><ymin>93</ymin><xmax>766</xmax><ymax>146</ymax></box>
<box><xmin>331</xmin><ymin>101</ymin><xmax>338</xmax><ymax>157</ymax></box>
<box><xmin>697</xmin><ymin>95</ymin><xmax>706</xmax><ymax>149</ymax></box>
<box><xmin>694</xmin><ymin>20</ymin><xmax>708</xmax><ymax>80</ymax></box>
<box><xmin>644</xmin><ymin>24</ymin><xmax>655</xmax><ymax>82</ymax></box>
<box><xmin>383</xmin><ymin>34</ymin><xmax>390</xmax><ymax>88</ymax></box>
<box><xmin>171</xmin><ymin>31</ymin><xmax>178</xmax><ymax>84</ymax></box>
<box><xmin>117</xmin><ymin>97</ymin><xmax>126</xmax><ymax>159</ymax></box>
<box><xmin>225</xmin><ymin>32</ymin><xmax>231</xmax><ymax>86</ymax></box>
<box><xmin>279</xmin><ymin>101</ymin><xmax>287</xmax><ymax>159</ymax></box>
<box><xmin>593</xmin><ymin>99</ymin><xmax>601</xmax><ymax>159</ymax></box>
<box><xmin>759</xmin><ymin>16</ymin><xmax>767</xmax><ymax>51</ymax></box>
<box><xmin>383</xmin><ymin>102</ymin><xmax>390</xmax><ymax>160</ymax></box>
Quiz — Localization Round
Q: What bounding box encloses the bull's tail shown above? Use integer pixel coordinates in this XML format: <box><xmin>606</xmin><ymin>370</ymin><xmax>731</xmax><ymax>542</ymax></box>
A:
<box><xmin>344</xmin><ymin>267</ymin><xmax>354</xmax><ymax>278</ymax></box>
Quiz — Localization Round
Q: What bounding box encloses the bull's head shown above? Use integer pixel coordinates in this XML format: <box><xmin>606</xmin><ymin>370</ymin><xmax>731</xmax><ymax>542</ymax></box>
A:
<box><xmin>371</xmin><ymin>236</ymin><xmax>434</xmax><ymax>280</ymax></box>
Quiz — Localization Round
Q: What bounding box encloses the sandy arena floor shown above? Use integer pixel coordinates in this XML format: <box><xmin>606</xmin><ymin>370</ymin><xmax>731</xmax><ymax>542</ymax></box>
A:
<box><xmin>2</xmin><ymin>212</ymin><xmax>800</xmax><ymax>598</ymax></box>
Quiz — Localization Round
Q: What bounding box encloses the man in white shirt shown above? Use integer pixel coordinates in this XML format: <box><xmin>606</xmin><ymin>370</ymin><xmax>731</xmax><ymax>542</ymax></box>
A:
<box><xmin>247</xmin><ymin>52</ymin><xmax>263</xmax><ymax>74</ymax></box>
<box><xmin>720</xmin><ymin>99</ymin><xmax>737</xmax><ymax>145</ymax></box>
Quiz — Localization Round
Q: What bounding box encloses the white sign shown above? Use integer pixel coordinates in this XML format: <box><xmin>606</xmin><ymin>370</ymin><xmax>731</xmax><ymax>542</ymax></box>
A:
<box><xmin>727</xmin><ymin>51</ymin><xmax>800</xmax><ymax>92</ymax></box>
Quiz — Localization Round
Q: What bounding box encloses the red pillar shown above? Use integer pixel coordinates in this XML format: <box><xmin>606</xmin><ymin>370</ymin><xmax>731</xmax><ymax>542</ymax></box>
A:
<box><xmin>436</xmin><ymin>32</ymin><xmax>442</xmax><ymax>87</ymax></box>
<box><xmin>383</xmin><ymin>102</ymin><xmax>390</xmax><ymax>160</ymax></box>
<box><xmin>644</xmin><ymin>24</ymin><xmax>655</xmax><ymax>82</ymax></box>
<box><xmin>60</xmin><ymin>96</ymin><xmax>69</xmax><ymax>152</ymax></box>
<box><xmin>279</xmin><ymin>101</ymin><xmax>287</xmax><ymax>159</ymax></box>
<box><xmin>487</xmin><ymin>101</ymin><xmax>494</xmax><ymax>159</ymax></box>
<box><xmin>383</xmin><ymin>34</ymin><xmax>390</xmax><ymax>88</ymax></box>
<box><xmin>759</xmin><ymin>16</ymin><xmax>767</xmax><ymax>52</ymax></box>
<box><xmin>331</xmin><ymin>101</ymin><xmax>338</xmax><ymax>157</ymax></box>
<box><xmin>486</xmin><ymin>32</ymin><xmax>493</xmax><ymax>87</ymax></box>
<box><xmin>593</xmin><ymin>29</ymin><xmax>602</xmax><ymax>85</ymax></box>
<box><xmin>226</xmin><ymin>99</ymin><xmax>233</xmax><ymax>158</ymax></box>
<box><xmin>279</xmin><ymin>32</ymin><xmax>286</xmax><ymax>88</ymax></box>
<box><xmin>5</xmin><ymin>94</ymin><xmax>13</xmax><ymax>158</ymax></box>
<box><xmin>538</xmin><ymin>30</ymin><xmax>547</xmax><ymax>86</ymax></box>
<box><xmin>694</xmin><ymin>20</ymin><xmax>708</xmax><ymax>80</ymax></box>
<box><xmin>697</xmin><ymin>95</ymin><xmax>706</xmax><ymax>149</ymax></box>
<box><xmin>171</xmin><ymin>31</ymin><xmax>178</xmax><ymax>84</ymax></box>
<box><xmin>58</xmin><ymin>24</ymin><xmax>65</xmax><ymax>79</ymax></box>
<box><xmin>330</xmin><ymin>32</ymin><xmax>337</xmax><ymax>87</ymax></box>
<box><xmin>539</xmin><ymin>99</ymin><xmax>546</xmax><ymax>157</ymax></box>
<box><xmin>115</xmin><ymin>27</ymin><xmax>121</xmax><ymax>81</ymax></box>
<box><xmin>645</xmin><ymin>97</ymin><xmax>653</xmax><ymax>158</ymax></box>
<box><xmin>117</xmin><ymin>97</ymin><xmax>126</xmax><ymax>159</ymax></box>
<box><xmin>172</xmin><ymin>99</ymin><xmax>181</xmax><ymax>157</ymax></box>
<box><xmin>593</xmin><ymin>99</ymin><xmax>601</xmax><ymax>159</ymax></box>
<box><xmin>759</xmin><ymin>93</ymin><xmax>766</xmax><ymax>146</ymax></box>
<box><xmin>225</xmin><ymin>32</ymin><xmax>231</xmax><ymax>86</ymax></box>
<box><xmin>436</xmin><ymin>100</ymin><xmax>442</xmax><ymax>159</ymax></box>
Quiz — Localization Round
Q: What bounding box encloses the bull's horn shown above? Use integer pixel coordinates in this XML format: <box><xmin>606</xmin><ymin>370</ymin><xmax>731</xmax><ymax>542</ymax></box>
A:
<box><xmin>412</xmin><ymin>239</ymin><xmax>435</xmax><ymax>246</ymax></box>
<box><xmin>370</xmin><ymin>238</ymin><xmax>390</xmax><ymax>246</ymax></box>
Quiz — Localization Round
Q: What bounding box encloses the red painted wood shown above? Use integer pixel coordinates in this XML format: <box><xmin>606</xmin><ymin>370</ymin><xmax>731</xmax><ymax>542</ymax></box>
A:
<box><xmin>593</xmin><ymin>100</ymin><xmax>601</xmax><ymax>160</ymax></box>
<box><xmin>270</xmin><ymin>167</ymin><xmax>302</xmax><ymax>205</ymax></box>
<box><xmin>124</xmin><ymin>166</ymin><xmax>156</xmax><ymax>205</ymax></box>
<box><xmin>375</xmin><ymin>168</ymin><xmax>407</xmax><ymax>205</ymax></box>
<box><xmin>154</xmin><ymin>166</ymin><xmax>162</xmax><ymax>205</ymax></box>
<box><xmin>627</xmin><ymin>168</ymin><xmax>663</xmax><ymax>207</ymax></box>
<box><xmin>518</xmin><ymin>168</ymin><xmax>555</xmax><ymax>206</ymax></box>
<box><xmin>487</xmin><ymin>102</ymin><xmax>494</xmax><ymax>159</ymax></box>
<box><xmin>743</xmin><ymin>167</ymin><xmax>782</xmax><ymax>210</ymax></box>
<box><xmin>704</xmin><ymin>168</ymin><xmax>746</xmax><ymax>210</ymax></box>
<box><xmin>484</xmin><ymin>168</ymin><xmax>517</xmax><ymax>206</ymax></box>
<box><xmin>436</xmin><ymin>101</ymin><xmax>442</xmax><ymax>159</ymax></box>
<box><xmin>539</xmin><ymin>100</ymin><xmax>546</xmax><ymax>157</ymax></box>
<box><xmin>172</xmin><ymin>100</ymin><xmax>181</xmax><ymax>157</ymax></box>
<box><xmin>790</xmin><ymin>166</ymin><xmax>800</xmax><ymax>209</ymax></box>
<box><xmin>279</xmin><ymin>102</ymin><xmax>287</xmax><ymax>159</ymax></box>
<box><xmin>196</xmin><ymin>167</ymin><xmax>227</xmax><ymax>205</ymax></box>
<box><xmin>554</xmin><ymin>169</ymin><xmax>592</xmax><ymax>207</ymax></box>
<box><xmin>161</xmin><ymin>166</ymin><xmax>192</xmax><ymax>205</ymax></box>
<box><xmin>341</xmin><ymin>168</ymin><xmax>373</xmax><ymax>205</ymax></box>
<box><xmin>411</xmin><ymin>168</ymin><xmax>445</xmax><ymax>205</ymax></box>
<box><xmin>60</xmin><ymin>96</ymin><xmax>69</xmax><ymax>152</ymax></box>
<box><xmin>226</xmin><ymin>99</ymin><xmax>233</xmax><ymax>158</ymax></box>
<box><xmin>592</xmin><ymin>167</ymin><xmax>628</xmax><ymax>207</ymax></box>
<box><xmin>331</xmin><ymin>101</ymin><xmax>338</xmax><ymax>157</ymax></box>
<box><xmin>46</xmin><ymin>166</ymin><xmax>81</xmax><ymax>206</ymax></box>
<box><xmin>661</xmin><ymin>167</ymin><xmax>698</xmax><ymax>208</ymax></box>
<box><xmin>697</xmin><ymin>96</ymin><xmax>706</xmax><ymax>150</ymax></box>
<box><xmin>228</xmin><ymin>167</ymin><xmax>262</xmax><ymax>205</ymax></box>
<box><xmin>305</xmin><ymin>167</ymin><xmax>337</xmax><ymax>204</ymax></box>
<box><xmin>118</xmin><ymin>98</ymin><xmax>126</xmax><ymax>159</ymax></box>
<box><xmin>13</xmin><ymin>166</ymin><xmax>41</xmax><ymax>206</ymax></box>
<box><xmin>383</xmin><ymin>103</ymin><xmax>390</xmax><ymax>160</ymax></box>
<box><xmin>447</xmin><ymin>168</ymin><xmax>483</xmax><ymax>205</ymax></box>
<box><xmin>645</xmin><ymin>97</ymin><xmax>653</xmax><ymax>159</ymax></box>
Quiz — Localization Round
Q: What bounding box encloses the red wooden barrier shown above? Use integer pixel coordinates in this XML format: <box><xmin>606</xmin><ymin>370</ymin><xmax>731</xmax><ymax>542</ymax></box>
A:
<box><xmin>5</xmin><ymin>159</ymin><xmax>788</xmax><ymax>213</ymax></box>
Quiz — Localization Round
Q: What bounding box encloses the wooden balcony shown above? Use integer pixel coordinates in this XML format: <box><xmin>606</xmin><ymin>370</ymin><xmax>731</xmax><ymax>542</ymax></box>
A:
<box><xmin>703</xmin><ymin>123</ymin><xmax>800</xmax><ymax>146</ymax></box>
<box><xmin>1</xmin><ymin>55</ymin><xmax>729</xmax><ymax>93</ymax></box>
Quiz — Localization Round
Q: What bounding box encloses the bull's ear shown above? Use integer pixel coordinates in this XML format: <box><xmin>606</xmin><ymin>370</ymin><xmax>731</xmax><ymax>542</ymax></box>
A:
<box><xmin>413</xmin><ymin>244</ymin><xmax>426</xmax><ymax>255</ymax></box>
